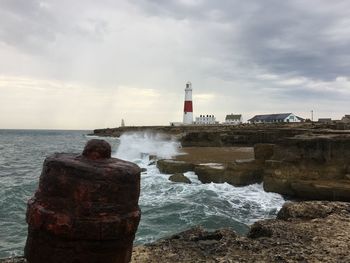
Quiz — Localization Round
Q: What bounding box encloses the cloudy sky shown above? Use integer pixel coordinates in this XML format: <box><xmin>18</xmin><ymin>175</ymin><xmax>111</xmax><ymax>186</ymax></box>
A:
<box><xmin>1</xmin><ymin>0</ymin><xmax>349</xmax><ymax>129</ymax></box>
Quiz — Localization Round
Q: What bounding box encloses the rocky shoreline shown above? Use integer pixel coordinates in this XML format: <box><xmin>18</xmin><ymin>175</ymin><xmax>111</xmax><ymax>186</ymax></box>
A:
<box><xmin>3</xmin><ymin>201</ymin><xmax>350</xmax><ymax>263</ymax></box>
<box><xmin>93</xmin><ymin>123</ymin><xmax>350</xmax><ymax>146</ymax></box>
<box><xmin>93</xmin><ymin>123</ymin><xmax>350</xmax><ymax>201</ymax></box>
<box><xmin>153</xmin><ymin>129</ymin><xmax>350</xmax><ymax>201</ymax></box>
<box><xmin>131</xmin><ymin>201</ymin><xmax>350</xmax><ymax>262</ymax></box>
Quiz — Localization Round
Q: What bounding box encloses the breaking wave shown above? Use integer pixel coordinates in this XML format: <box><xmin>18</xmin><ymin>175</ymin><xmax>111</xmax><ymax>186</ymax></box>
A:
<box><xmin>114</xmin><ymin>132</ymin><xmax>286</xmax><ymax>244</ymax></box>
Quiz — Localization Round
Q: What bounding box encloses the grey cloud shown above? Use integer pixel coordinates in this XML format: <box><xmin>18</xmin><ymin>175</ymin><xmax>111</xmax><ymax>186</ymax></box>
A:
<box><xmin>0</xmin><ymin>0</ymin><xmax>109</xmax><ymax>54</ymax></box>
<box><xmin>0</xmin><ymin>0</ymin><xmax>58</xmax><ymax>52</ymax></box>
<box><xmin>132</xmin><ymin>0</ymin><xmax>350</xmax><ymax>81</ymax></box>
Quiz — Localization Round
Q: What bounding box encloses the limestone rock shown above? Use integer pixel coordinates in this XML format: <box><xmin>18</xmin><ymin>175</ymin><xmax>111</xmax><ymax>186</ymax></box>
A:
<box><xmin>272</xmin><ymin>134</ymin><xmax>350</xmax><ymax>164</ymax></box>
<box><xmin>276</xmin><ymin>201</ymin><xmax>350</xmax><ymax>220</ymax></box>
<box><xmin>131</xmin><ymin>201</ymin><xmax>350</xmax><ymax>263</ymax></box>
<box><xmin>194</xmin><ymin>164</ymin><xmax>225</xmax><ymax>184</ymax></box>
<box><xmin>195</xmin><ymin>160</ymin><xmax>263</xmax><ymax>187</ymax></box>
<box><xmin>254</xmin><ymin>143</ymin><xmax>274</xmax><ymax>161</ymax></box>
<box><xmin>169</xmin><ymin>173</ymin><xmax>191</xmax><ymax>184</ymax></box>
<box><xmin>224</xmin><ymin>159</ymin><xmax>263</xmax><ymax>186</ymax></box>
<box><xmin>263</xmin><ymin>175</ymin><xmax>295</xmax><ymax>196</ymax></box>
<box><xmin>157</xmin><ymin>159</ymin><xmax>195</xmax><ymax>174</ymax></box>
<box><xmin>290</xmin><ymin>180</ymin><xmax>350</xmax><ymax>201</ymax></box>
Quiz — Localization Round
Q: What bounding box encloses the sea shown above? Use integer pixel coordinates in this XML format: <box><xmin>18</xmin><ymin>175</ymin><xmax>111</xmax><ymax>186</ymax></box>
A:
<box><xmin>0</xmin><ymin>129</ymin><xmax>285</xmax><ymax>258</ymax></box>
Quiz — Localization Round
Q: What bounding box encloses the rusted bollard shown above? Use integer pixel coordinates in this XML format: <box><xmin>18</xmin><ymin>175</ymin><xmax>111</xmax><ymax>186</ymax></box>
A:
<box><xmin>24</xmin><ymin>139</ymin><xmax>141</xmax><ymax>263</ymax></box>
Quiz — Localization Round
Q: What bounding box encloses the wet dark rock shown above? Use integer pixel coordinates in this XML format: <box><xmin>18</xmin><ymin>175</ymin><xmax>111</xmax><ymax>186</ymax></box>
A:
<box><xmin>168</xmin><ymin>173</ymin><xmax>191</xmax><ymax>184</ymax></box>
<box><xmin>24</xmin><ymin>139</ymin><xmax>141</xmax><ymax>263</ymax></box>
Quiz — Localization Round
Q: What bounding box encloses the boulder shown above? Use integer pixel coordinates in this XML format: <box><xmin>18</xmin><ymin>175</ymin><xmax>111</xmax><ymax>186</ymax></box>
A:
<box><xmin>157</xmin><ymin>159</ymin><xmax>195</xmax><ymax>174</ymax></box>
<box><xmin>195</xmin><ymin>160</ymin><xmax>263</xmax><ymax>187</ymax></box>
<box><xmin>169</xmin><ymin>173</ymin><xmax>191</xmax><ymax>184</ymax></box>
<box><xmin>224</xmin><ymin>159</ymin><xmax>264</xmax><ymax>186</ymax></box>
<box><xmin>194</xmin><ymin>164</ymin><xmax>226</xmax><ymax>184</ymax></box>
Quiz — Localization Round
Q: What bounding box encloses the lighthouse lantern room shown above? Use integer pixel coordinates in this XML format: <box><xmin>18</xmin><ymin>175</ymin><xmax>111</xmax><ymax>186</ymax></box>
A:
<box><xmin>183</xmin><ymin>81</ymin><xmax>193</xmax><ymax>125</ymax></box>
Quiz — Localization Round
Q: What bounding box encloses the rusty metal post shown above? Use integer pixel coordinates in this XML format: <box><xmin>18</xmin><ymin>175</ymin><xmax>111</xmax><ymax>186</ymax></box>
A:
<box><xmin>24</xmin><ymin>139</ymin><xmax>141</xmax><ymax>263</ymax></box>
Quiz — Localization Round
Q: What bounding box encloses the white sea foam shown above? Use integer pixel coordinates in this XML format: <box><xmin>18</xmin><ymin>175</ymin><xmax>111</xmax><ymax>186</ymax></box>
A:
<box><xmin>113</xmin><ymin>131</ymin><xmax>286</xmax><ymax>244</ymax></box>
<box><xmin>114</xmin><ymin>132</ymin><xmax>180</xmax><ymax>162</ymax></box>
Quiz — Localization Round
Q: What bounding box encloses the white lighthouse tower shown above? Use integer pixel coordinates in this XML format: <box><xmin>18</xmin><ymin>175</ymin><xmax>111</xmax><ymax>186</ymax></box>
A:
<box><xmin>183</xmin><ymin>81</ymin><xmax>193</xmax><ymax>125</ymax></box>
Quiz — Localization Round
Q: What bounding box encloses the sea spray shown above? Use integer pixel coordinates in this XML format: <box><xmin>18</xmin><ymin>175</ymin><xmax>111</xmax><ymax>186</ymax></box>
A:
<box><xmin>115</xmin><ymin>132</ymin><xmax>181</xmax><ymax>162</ymax></box>
<box><xmin>113</xmin><ymin>131</ymin><xmax>286</xmax><ymax>244</ymax></box>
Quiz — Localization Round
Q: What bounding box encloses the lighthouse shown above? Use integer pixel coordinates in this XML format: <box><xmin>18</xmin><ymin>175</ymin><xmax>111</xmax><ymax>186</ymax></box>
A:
<box><xmin>183</xmin><ymin>81</ymin><xmax>193</xmax><ymax>125</ymax></box>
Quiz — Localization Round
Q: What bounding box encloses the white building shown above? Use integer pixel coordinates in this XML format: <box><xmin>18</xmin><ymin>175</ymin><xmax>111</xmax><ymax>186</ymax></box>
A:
<box><xmin>195</xmin><ymin>114</ymin><xmax>218</xmax><ymax>125</ymax></box>
<box><xmin>223</xmin><ymin>114</ymin><xmax>242</xmax><ymax>125</ymax></box>
<box><xmin>248</xmin><ymin>113</ymin><xmax>304</xmax><ymax>124</ymax></box>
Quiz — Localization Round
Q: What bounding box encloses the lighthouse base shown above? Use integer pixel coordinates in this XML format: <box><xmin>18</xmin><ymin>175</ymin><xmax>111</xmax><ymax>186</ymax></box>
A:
<box><xmin>183</xmin><ymin>112</ymin><xmax>193</xmax><ymax>125</ymax></box>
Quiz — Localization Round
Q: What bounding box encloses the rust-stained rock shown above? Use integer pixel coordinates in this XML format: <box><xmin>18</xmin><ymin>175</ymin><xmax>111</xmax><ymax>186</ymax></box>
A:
<box><xmin>24</xmin><ymin>139</ymin><xmax>141</xmax><ymax>263</ymax></box>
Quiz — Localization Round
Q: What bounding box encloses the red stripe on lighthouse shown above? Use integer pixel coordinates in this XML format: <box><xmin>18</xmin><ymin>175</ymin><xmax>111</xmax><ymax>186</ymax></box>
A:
<box><xmin>184</xmin><ymin>101</ymin><xmax>193</xmax><ymax>112</ymax></box>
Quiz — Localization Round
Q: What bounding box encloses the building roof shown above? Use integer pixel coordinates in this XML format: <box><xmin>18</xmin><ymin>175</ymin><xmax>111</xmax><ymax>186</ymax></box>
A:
<box><xmin>248</xmin><ymin>113</ymin><xmax>304</xmax><ymax>122</ymax></box>
<box><xmin>225</xmin><ymin>114</ymin><xmax>242</xmax><ymax>120</ymax></box>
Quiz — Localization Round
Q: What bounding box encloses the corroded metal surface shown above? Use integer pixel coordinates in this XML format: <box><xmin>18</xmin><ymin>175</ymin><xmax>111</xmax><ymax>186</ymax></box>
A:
<box><xmin>25</xmin><ymin>139</ymin><xmax>141</xmax><ymax>263</ymax></box>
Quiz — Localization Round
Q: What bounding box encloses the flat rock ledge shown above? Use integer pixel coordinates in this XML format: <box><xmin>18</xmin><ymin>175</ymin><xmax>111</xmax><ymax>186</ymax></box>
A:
<box><xmin>3</xmin><ymin>201</ymin><xmax>350</xmax><ymax>263</ymax></box>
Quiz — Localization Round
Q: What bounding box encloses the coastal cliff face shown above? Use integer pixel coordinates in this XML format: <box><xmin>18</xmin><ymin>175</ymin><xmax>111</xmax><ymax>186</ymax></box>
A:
<box><xmin>262</xmin><ymin>134</ymin><xmax>350</xmax><ymax>201</ymax></box>
<box><xmin>131</xmin><ymin>201</ymin><xmax>350</xmax><ymax>263</ymax></box>
<box><xmin>156</xmin><ymin>133</ymin><xmax>350</xmax><ymax>201</ymax></box>
<box><xmin>180</xmin><ymin>128</ymin><xmax>306</xmax><ymax>147</ymax></box>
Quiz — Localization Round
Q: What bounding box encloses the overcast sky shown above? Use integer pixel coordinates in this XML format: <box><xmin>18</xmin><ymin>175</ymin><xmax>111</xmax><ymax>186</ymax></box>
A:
<box><xmin>0</xmin><ymin>0</ymin><xmax>349</xmax><ymax>129</ymax></box>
